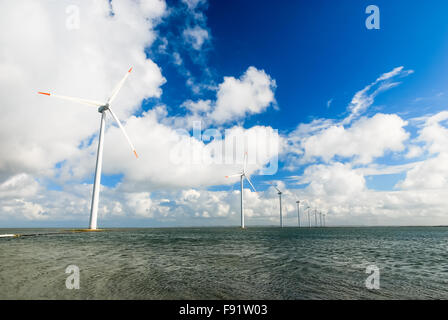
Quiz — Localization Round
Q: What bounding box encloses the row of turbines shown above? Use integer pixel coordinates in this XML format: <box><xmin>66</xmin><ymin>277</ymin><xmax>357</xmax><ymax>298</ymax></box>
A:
<box><xmin>227</xmin><ymin>153</ymin><xmax>327</xmax><ymax>229</ymax></box>
<box><xmin>295</xmin><ymin>200</ymin><xmax>327</xmax><ymax>228</ymax></box>
<box><xmin>278</xmin><ymin>187</ymin><xmax>327</xmax><ymax>228</ymax></box>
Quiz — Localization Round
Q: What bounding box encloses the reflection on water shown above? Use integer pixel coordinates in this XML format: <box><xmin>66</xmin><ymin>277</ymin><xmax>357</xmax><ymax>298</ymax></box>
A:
<box><xmin>1</xmin><ymin>227</ymin><xmax>448</xmax><ymax>299</ymax></box>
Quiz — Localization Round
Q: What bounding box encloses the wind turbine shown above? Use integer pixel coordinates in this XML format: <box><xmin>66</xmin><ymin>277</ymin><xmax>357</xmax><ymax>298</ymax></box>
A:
<box><xmin>38</xmin><ymin>67</ymin><xmax>138</xmax><ymax>230</ymax></box>
<box><xmin>314</xmin><ymin>209</ymin><xmax>318</xmax><ymax>227</ymax></box>
<box><xmin>319</xmin><ymin>211</ymin><xmax>323</xmax><ymax>227</ymax></box>
<box><xmin>270</xmin><ymin>183</ymin><xmax>283</xmax><ymax>228</ymax></box>
<box><xmin>225</xmin><ymin>153</ymin><xmax>256</xmax><ymax>229</ymax></box>
<box><xmin>305</xmin><ymin>205</ymin><xmax>311</xmax><ymax>228</ymax></box>
<box><xmin>296</xmin><ymin>200</ymin><xmax>301</xmax><ymax>227</ymax></box>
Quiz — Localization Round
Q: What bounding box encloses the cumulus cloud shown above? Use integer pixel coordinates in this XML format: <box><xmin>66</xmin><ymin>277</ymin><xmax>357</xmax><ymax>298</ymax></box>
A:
<box><xmin>397</xmin><ymin>153</ymin><xmax>448</xmax><ymax>190</ymax></box>
<box><xmin>291</xmin><ymin>113</ymin><xmax>409</xmax><ymax>165</ymax></box>
<box><xmin>416</xmin><ymin>111</ymin><xmax>448</xmax><ymax>155</ymax></box>
<box><xmin>208</xmin><ymin>67</ymin><xmax>277</xmax><ymax>124</ymax></box>
<box><xmin>397</xmin><ymin>111</ymin><xmax>448</xmax><ymax>190</ymax></box>
<box><xmin>168</xmin><ymin>66</ymin><xmax>277</xmax><ymax>127</ymax></box>
<box><xmin>300</xmin><ymin>162</ymin><xmax>366</xmax><ymax>197</ymax></box>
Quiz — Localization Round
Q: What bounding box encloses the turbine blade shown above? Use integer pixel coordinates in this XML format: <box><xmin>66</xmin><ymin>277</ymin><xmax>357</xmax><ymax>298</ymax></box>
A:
<box><xmin>245</xmin><ymin>175</ymin><xmax>257</xmax><ymax>192</ymax></box>
<box><xmin>108</xmin><ymin>108</ymin><xmax>138</xmax><ymax>158</ymax></box>
<box><xmin>37</xmin><ymin>92</ymin><xmax>104</xmax><ymax>107</ymax></box>
<box><xmin>225</xmin><ymin>173</ymin><xmax>242</xmax><ymax>178</ymax></box>
<box><xmin>269</xmin><ymin>181</ymin><xmax>281</xmax><ymax>193</ymax></box>
<box><xmin>107</xmin><ymin>67</ymin><xmax>132</xmax><ymax>104</ymax></box>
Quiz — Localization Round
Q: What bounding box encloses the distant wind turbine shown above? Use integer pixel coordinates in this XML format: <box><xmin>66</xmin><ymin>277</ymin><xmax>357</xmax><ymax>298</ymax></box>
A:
<box><xmin>314</xmin><ymin>209</ymin><xmax>318</xmax><ymax>227</ymax></box>
<box><xmin>306</xmin><ymin>206</ymin><xmax>311</xmax><ymax>228</ymax></box>
<box><xmin>296</xmin><ymin>200</ymin><xmax>301</xmax><ymax>227</ymax></box>
<box><xmin>226</xmin><ymin>152</ymin><xmax>256</xmax><ymax>229</ymax></box>
<box><xmin>270</xmin><ymin>182</ymin><xmax>283</xmax><ymax>228</ymax></box>
<box><xmin>38</xmin><ymin>67</ymin><xmax>138</xmax><ymax>230</ymax></box>
<box><xmin>319</xmin><ymin>211</ymin><xmax>323</xmax><ymax>227</ymax></box>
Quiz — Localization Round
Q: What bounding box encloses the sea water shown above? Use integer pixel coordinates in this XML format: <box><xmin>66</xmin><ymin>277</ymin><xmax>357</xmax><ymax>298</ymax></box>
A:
<box><xmin>1</xmin><ymin>226</ymin><xmax>448</xmax><ymax>299</ymax></box>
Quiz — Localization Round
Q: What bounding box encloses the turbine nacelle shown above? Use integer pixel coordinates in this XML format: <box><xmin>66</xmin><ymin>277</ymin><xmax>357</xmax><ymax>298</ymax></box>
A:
<box><xmin>98</xmin><ymin>104</ymin><xmax>110</xmax><ymax>113</ymax></box>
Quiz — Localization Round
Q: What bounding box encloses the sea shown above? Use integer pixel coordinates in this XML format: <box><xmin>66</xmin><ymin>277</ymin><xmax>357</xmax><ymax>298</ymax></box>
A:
<box><xmin>1</xmin><ymin>226</ymin><xmax>448</xmax><ymax>299</ymax></box>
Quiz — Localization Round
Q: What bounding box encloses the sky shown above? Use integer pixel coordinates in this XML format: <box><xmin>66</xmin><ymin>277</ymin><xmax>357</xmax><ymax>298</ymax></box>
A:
<box><xmin>1</xmin><ymin>0</ymin><xmax>448</xmax><ymax>227</ymax></box>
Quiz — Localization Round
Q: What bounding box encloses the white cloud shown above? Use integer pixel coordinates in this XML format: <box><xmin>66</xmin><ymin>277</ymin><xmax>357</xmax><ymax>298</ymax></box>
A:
<box><xmin>343</xmin><ymin>66</ymin><xmax>413</xmax><ymax>124</ymax></box>
<box><xmin>297</xmin><ymin>113</ymin><xmax>409</xmax><ymax>164</ymax></box>
<box><xmin>405</xmin><ymin>145</ymin><xmax>423</xmax><ymax>159</ymax></box>
<box><xmin>181</xmin><ymin>99</ymin><xmax>212</xmax><ymax>114</ymax></box>
<box><xmin>209</xmin><ymin>67</ymin><xmax>277</xmax><ymax>124</ymax></box>
<box><xmin>0</xmin><ymin>174</ymin><xmax>40</xmax><ymax>199</ymax></box>
<box><xmin>125</xmin><ymin>192</ymin><xmax>153</xmax><ymax>217</ymax></box>
<box><xmin>397</xmin><ymin>153</ymin><xmax>448</xmax><ymax>190</ymax></box>
<box><xmin>166</xmin><ymin>66</ymin><xmax>277</xmax><ymax>127</ymax></box>
<box><xmin>182</xmin><ymin>0</ymin><xmax>207</xmax><ymax>11</ymax></box>
<box><xmin>183</xmin><ymin>26</ymin><xmax>209</xmax><ymax>50</ymax></box>
<box><xmin>396</xmin><ymin>110</ymin><xmax>448</xmax><ymax>190</ymax></box>
<box><xmin>354</xmin><ymin>162</ymin><xmax>422</xmax><ymax>176</ymax></box>
<box><xmin>416</xmin><ymin>111</ymin><xmax>448</xmax><ymax>155</ymax></box>
<box><xmin>172</xmin><ymin>52</ymin><xmax>183</xmax><ymax>65</ymax></box>
<box><xmin>300</xmin><ymin>162</ymin><xmax>366</xmax><ymax>197</ymax></box>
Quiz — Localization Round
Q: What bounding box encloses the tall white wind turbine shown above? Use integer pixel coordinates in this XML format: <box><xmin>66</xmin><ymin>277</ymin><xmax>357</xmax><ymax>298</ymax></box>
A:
<box><xmin>270</xmin><ymin>183</ymin><xmax>283</xmax><ymax>228</ymax></box>
<box><xmin>225</xmin><ymin>153</ymin><xmax>256</xmax><ymax>229</ymax></box>
<box><xmin>38</xmin><ymin>67</ymin><xmax>138</xmax><ymax>230</ymax></box>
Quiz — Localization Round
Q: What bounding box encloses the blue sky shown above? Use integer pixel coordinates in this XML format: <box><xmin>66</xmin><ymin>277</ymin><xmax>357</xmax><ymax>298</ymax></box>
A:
<box><xmin>2</xmin><ymin>0</ymin><xmax>448</xmax><ymax>227</ymax></box>
<box><xmin>136</xmin><ymin>0</ymin><xmax>448</xmax><ymax>192</ymax></box>
<box><xmin>177</xmin><ymin>0</ymin><xmax>448</xmax><ymax>125</ymax></box>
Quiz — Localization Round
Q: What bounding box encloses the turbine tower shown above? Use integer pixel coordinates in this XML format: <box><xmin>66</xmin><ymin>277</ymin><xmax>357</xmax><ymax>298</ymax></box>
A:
<box><xmin>226</xmin><ymin>153</ymin><xmax>256</xmax><ymax>229</ymax></box>
<box><xmin>270</xmin><ymin>183</ymin><xmax>283</xmax><ymax>228</ymax></box>
<box><xmin>314</xmin><ymin>209</ymin><xmax>318</xmax><ymax>227</ymax></box>
<box><xmin>38</xmin><ymin>67</ymin><xmax>138</xmax><ymax>230</ymax></box>
<box><xmin>296</xmin><ymin>200</ymin><xmax>300</xmax><ymax>227</ymax></box>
